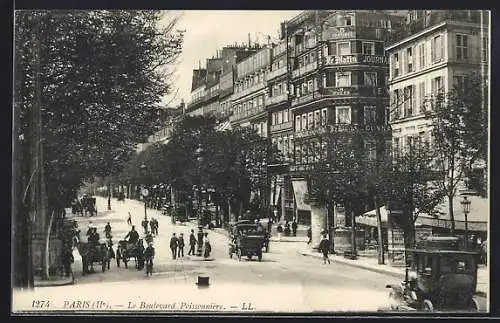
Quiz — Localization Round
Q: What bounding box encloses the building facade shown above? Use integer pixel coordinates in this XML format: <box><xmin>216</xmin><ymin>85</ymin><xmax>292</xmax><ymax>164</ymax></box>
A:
<box><xmin>283</xmin><ymin>11</ymin><xmax>405</xmax><ymax>241</ymax></box>
<box><xmin>387</xmin><ymin>10</ymin><xmax>488</xmax><ymax>156</ymax></box>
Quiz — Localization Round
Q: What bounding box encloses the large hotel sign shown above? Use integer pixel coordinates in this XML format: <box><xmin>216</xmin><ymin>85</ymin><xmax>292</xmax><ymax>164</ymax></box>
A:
<box><xmin>325</xmin><ymin>54</ymin><xmax>388</xmax><ymax>66</ymax></box>
<box><xmin>323</xmin><ymin>26</ymin><xmax>356</xmax><ymax>40</ymax></box>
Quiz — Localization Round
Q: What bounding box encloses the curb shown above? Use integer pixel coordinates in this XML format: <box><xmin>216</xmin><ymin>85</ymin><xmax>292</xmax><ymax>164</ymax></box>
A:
<box><xmin>34</xmin><ymin>278</ymin><xmax>75</xmax><ymax>287</ymax></box>
<box><xmin>298</xmin><ymin>251</ymin><xmax>488</xmax><ymax>297</ymax></box>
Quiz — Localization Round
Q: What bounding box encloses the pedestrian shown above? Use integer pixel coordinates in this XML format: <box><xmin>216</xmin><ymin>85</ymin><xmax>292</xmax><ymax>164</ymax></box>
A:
<box><xmin>104</xmin><ymin>222</ymin><xmax>112</xmax><ymax>239</ymax></box>
<box><xmin>267</xmin><ymin>219</ymin><xmax>273</xmax><ymax>234</ymax></box>
<box><xmin>170</xmin><ymin>233</ymin><xmax>178</xmax><ymax>260</ymax></box>
<box><xmin>276</xmin><ymin>223</ymin><xmax>283</xmax><ymax>241</ymax></box>
<box><xmin>127</xmin><ymin>212</ymin><xmax>132</xmax><ymax>226</ymax></box>
<box><xmin>203</xmin><ymin>232</ymin><xmax>211</xmax><ymax>258</ymax></box>
<box><xmin>144</xmin><ymin>242</ymin><xmax>155</xmax><ymax>276</ymax></box>
<box><xmin>61</xmin><ymin>245</ymin><xmax>74</xmax><ymax>277</ymax></box>
<box><xmin>177</xmin><ymin>233</ymin><xmax>185</xmax><ymax>258</ymax></box>
<box><xmin>188</xmin><ymin>229</ymin><xmax>197</xmax><ymax>256</ymax></box>
<box><xmin>292</xmin><ymin>220</ymin><xmax>298</xmax><ymax>237</ymax></box>
<box><xmin>197</xmin><ymin>227</ymin><xmax>204</xmax><ymax>256</ymax></box>
<box><xmin>319</xmin><ymin>234</ymin><xmax>331</xmax><ymax>264</ymax></box>
<box><xmin>142</xmin><ymin>217</ymin><xmax>149</xmax><ymax>234</ymax></box>
<box><xmin>307</xmin><ymin>227</ymin><xmax>312</xmax><ymax>245</ymax></box>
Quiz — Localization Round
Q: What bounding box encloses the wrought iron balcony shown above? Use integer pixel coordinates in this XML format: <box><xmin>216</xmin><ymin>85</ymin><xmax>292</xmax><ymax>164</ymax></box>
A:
<box><xmin>266</xmin><ymin>66</ymin><xmax>288</xmax><ymax>81</ymax></box>
<box><xmin>291</xmin><ymin>61</ymin><xmax>318</xmax><ymax>78</ymax></box>
<box><xmin>267</xmin><ymin>93</ymin><xmax>289</xmax><ymax>106</ymax></box>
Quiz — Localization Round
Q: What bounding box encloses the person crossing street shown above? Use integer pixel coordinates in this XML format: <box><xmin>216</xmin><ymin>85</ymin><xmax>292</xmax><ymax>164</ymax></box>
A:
<box><xmin>188</xmin><ymin>229</ymin><xmax>197</xmax><ymax>256</ymax></box>
<box><xmin>319</xmin><ymin>234</ymin><xmax>331</xmax><ymax>264</ymax></box>
<box><xmin>177</xmin><ymin>233</ymin><xmax>185</xmax><ymax>258</ymax></box>
<box><xmin>170</xmin><ymin>233</ymin><xmax>178</xmax><ymax>260</ymax></box>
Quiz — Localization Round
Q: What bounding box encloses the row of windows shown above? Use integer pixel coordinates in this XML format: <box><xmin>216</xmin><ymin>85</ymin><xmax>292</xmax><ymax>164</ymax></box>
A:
<box><xmin>296</xmin><ymin>50</ymin><xmax>317</xmax><ymax>68</ymax></box>
<box><xmin>393</xmin><ymin>132</ymin><xmax>432</xmax><ymax>155</ymax></box>
<box><xmin>295</xmin><ymin>105</ymin><xmax>378</xmax><ymax>131</ymax></box>
<box><xmin>323</xmin><ymin>71</ymin><xmax>380</xmax><ymax>88</ymax></box>
<box><xmin>272</xmin><ymin>135</ymin><xmax>293</xmax><ymax>160</ymax></box>
<box><xmin>293</xmin><ymin>77</ymin><xmax>318</xmax><ymax>97</ymax></box>
<box><xmin>237</xmin><ymin>49</ymin><xmax>271</xmax><ymax>78</ymax></box>
<box><xmin>235</xmin><ymin>71</ymin><xmax>266</xmax><ymax>94</ymax></box>
<box><xmin>390</xmin><ymin>76</ymin><xmax>442</xmax><ymax>121</ymax></box>
<box><xmin>270</xmin><ymin>59</ymin><xmax>286</xmax><ymax>72</ymax></box>
<box><xmin>270</xmin><ymin>81</ymin><xmax>288</xmax><ymax>97</ymax></box>
<box><xmin>233</xmin><ymin>95</ymin><xmax>265</xmax><ymax>115</ymax></box>
<box><xmin>324</xmin><ymin>40</ymin><xmax>384</xmax><ymax>56</ymax></box>
<box><xmin>253</xmin><ymin>121</ymin><xmax>268</xmax><ymax>137</ymax></box>
<box><xmin>391</xmin><ymin>33</ymin><xmax>475</xmax><ymax>79</ymax></box>
<box><xmin>271</xmin><ymin>109</ymin><xmax>291</xmax><ymax>126</ymax></box>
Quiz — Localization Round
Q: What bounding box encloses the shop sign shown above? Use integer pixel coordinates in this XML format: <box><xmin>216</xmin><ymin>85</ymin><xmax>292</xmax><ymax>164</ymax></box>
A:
<box><xmin>325</xmin><ymin>54</ymin><xmax>388</xmax><ymax>66</ymax></box>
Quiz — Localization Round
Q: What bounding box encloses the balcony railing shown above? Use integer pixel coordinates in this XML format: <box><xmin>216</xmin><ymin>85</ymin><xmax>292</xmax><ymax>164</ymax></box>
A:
<box><xmin>270</xmin><ymin>120</ymin><xmax>293</xmax><ymax>133</ymax></box>
<box><xmin>322</xmin><ymin>86</ymin><xmax>379</xmax><ymax>97</ymax></box>
<box><xmin>292</xmin><ymin>61</ymin><xmax>318</xmax><ymax>78</ymax></box>
<box><xmin>295</xmin><ymin>123</ymin><xmax>391</xmax><ymax>138</ymax></box>
<box><xmin>232</xmin><ymin>82</ymin><xmax>265</xmax><ymax>100</ymax></box>
<box><xmin>266</xmin><ymin>66</ymin><xmax>288</xmax><ymax>81</ymax></box>
<box><xmin>323</xmin><ymin>54</ymin><xmax>388</xmax><ymax>66</ymax></box>
<box><xmin>229</xmin><ymin>105</ymin><xmax>266</xmax><ymax>122</ymax></box>
<box><xmin>291</xmin><ymin>90</ymin><xmax>321</xmax><ymax>107</ymax></box>
<box><xmin>267</xmin><ymin>93</ymin><xmax>289</xmax><ymax>106</ymax></box>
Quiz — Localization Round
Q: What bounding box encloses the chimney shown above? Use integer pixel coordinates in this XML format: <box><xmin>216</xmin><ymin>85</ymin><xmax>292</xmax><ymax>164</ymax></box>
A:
<box><xmin>248</xmin><ymin>33</ymin><xmax>251</xmax><ymax>47</ymax></box>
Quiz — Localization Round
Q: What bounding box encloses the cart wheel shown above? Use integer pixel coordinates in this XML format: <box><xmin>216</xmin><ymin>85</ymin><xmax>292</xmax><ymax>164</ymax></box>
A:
<box><xmin>470</xmin><ymin>298</ymin><xmax>480</xmax><ymax>312</ymax></box>
<box><xmin>247</xmin><ymin>254</ymin><xmax>252</xmax><ymax>260</ymax></box>
<box><xmin>422</xmin><ymin>299</ymin><xmax>434</xmax><ymax>312</ymax></box>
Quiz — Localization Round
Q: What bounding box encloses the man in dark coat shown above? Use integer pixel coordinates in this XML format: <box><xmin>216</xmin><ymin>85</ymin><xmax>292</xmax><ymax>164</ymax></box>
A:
<box><xmin>104</xmin><ymin>222</ymin><xmax>112</xmax><ymax>239</ymax></box>
<box><xmin>292</xmin><ymin>220</ymin><xmax>298</xmax><ymax>236</ymax></box>
<box><xmin>124</xmin><ymin>225</ymin><xmax>139</xmax><ymax>245</ymax></box>
<box><xmin>188</xmin><ymin>229</ymin><xmax>197</xmax><ymax>256</ymax></box>
<box><xmin>319</xmin><ymin>235</ymin><xmax>331</xmax><ymax>264</ymax></box>
<box><xmin>177</xmin><ymin>233</ymin><xmax>185</xmax><ymax>258</ymax></box>
<box><xmin>170</xmin><ymin>233</ymin><xmax>178</xmax><ymax>260</ymax></box>
<box><xmin>61</xmin><ymin>245</ymin><xmax>74</xmax><ymax>277</ymax></box>
<box><xmin>142</xmin><ymin>217</ymin><xmax>149</xmax><ymax>234</ymax></box>
<box><xmin>144</xmin><ymin>242</ymin><xmax>155</xmax><ymax>276</ymax></box>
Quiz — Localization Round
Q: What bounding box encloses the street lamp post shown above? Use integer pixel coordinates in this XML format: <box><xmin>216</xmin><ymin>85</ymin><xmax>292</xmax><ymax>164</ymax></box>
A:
<box><xmin>460</xmin><ymin>196</ymin><xmax>471</xmax><ymax>249</ymax></box>
<box><xmin>140</xmin><ymin>164</ymin><xmax>148</xmax><ymax>222</ymax></box>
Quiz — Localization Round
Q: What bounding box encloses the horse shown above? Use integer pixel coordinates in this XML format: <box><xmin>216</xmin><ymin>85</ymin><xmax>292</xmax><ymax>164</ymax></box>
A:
<box><xmin>116</xmin><ymin>238</ymin><xmax>144</xmax><ymax>269</ymax></box>
<box><xmin>76</xmin><ymin>242</ymin><xmax>109</xmax><ymax>274</ymax></box>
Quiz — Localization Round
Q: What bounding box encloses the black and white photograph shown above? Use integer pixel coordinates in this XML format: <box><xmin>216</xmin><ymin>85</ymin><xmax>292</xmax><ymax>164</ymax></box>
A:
<box><xmin>11</xmin><ymin>9</ymin><xmax>490</xmax><ymax>314</ymax></box>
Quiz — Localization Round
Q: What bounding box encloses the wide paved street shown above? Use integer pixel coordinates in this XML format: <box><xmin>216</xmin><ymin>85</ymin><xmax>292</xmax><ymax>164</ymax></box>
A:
<box><xmin>12</xmin><ymin>197</ymin><xmax>486</xmax><ymax>313</ymax></box>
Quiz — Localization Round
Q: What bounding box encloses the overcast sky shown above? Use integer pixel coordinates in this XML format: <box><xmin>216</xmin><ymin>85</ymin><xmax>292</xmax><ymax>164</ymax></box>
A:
<box><xmin>161</xmin><ymin>10</ymin><xmax>302</xmax><ymax>107</ymax></box>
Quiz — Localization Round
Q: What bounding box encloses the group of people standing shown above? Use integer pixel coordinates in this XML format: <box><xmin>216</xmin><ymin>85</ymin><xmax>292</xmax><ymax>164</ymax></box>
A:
<box><xmin>170</xmin><ymin>229</ymin><xmax>212</xmax><ymax>259</ymax></box>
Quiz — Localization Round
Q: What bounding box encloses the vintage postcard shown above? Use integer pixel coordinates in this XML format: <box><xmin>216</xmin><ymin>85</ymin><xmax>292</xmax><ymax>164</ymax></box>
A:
<box><xmin>11</xmin><ymin>9</ymin><xmax>490</xmax><ymax>315</ymax></box>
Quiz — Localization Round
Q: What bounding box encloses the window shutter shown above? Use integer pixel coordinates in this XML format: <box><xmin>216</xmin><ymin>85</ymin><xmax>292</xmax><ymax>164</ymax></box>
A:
<box><xmin>375</xmin><ymin>42</ymin><xmax>384</xmax><ymax>55</ymax></box>
<box><xmin>330</xmin><ymin>42</ymin><xmax>337</xmax><ymax>56</ymax></box>
<box><xmin>350</xmin><ymin>41</ymin><xmax>357</xmax><ymax>53</ymax></box>
<box><xmin>352</xmin><ymin>106</ymin><xmax>359</xmax><ymax>124</ymax></box>
<box><xmin>351</xmin><ymin>71</ymin><xmax>359</xmax><ymax>85</ymax></box>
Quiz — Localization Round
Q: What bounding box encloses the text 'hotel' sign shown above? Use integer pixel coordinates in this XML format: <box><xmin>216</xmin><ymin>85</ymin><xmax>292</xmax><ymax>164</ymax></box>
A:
<box><xmin>325</xmin><ymin>55</ymin><xmax>388</xmax><ymax>66</ymax></box>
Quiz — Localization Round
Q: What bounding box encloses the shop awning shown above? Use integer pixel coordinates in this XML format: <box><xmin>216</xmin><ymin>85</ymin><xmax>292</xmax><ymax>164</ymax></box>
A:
<box><xmin>292</xmin><ymin>180</ymin><xmax>311</xmax><ymax>211</ymax></box>
<box><xmin>357</xmin><ymin>195</ymin><xmax>488</xmax><ymax>232</ymax></box>
<box><xmin>357</xmin><ymin>207</ymin><xmax>388</xmax><ymax>228</ymax></box>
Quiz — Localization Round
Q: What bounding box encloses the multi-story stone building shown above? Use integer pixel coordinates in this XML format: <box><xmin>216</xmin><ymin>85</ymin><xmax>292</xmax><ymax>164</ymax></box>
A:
<box><xmin>386</xmin><ymin>10</ymin><xmax>488</xmax><ymax>157</ymax></box>
<box><xmin>282</xmin><ymin>11</ymin><xmax>405</xmax><ymax>240</ymax></box>
<box><xmin>229</xmin><ymin>46</ymin><xmax>271</xmax><ymax>137</ymax></box>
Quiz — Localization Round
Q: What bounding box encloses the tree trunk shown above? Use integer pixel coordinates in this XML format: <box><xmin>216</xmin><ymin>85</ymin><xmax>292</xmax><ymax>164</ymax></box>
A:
<box><xmin>351</xmin><ymin>210</ymin><xmax>357</xmax><ymax>258</ymax></box>
<box><xmin>448</xmin><ymin>194</ymin><xmax>455</xmax><ymax>235</ymax></box>
<box><xmin>44</xmin><ymin>210</ymin><xmax>56</xmax><ymax>279</ymax></box>
<box><xmin>374</xmin><ymin>195</ymin><xmax>384</xmax><ymax>264</ymax></box>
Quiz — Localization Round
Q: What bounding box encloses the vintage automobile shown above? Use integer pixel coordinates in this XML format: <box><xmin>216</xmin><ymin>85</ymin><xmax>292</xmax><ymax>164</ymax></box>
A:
<box><xmin>386</xmin><ymin>236</ymin><xmax>480</xmax><ymax>312</ymax></box>
<box><xmin>228</xmin><ymin>220</ymin><xmax>267</xmax><ymax>261</ymax></box>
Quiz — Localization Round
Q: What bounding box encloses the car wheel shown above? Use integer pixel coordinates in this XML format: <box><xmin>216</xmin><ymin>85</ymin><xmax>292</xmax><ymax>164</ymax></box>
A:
<box><xmin>422</xmin><ymin>299</ymin><xmax>434</xmax><ymax>312</ymax></box>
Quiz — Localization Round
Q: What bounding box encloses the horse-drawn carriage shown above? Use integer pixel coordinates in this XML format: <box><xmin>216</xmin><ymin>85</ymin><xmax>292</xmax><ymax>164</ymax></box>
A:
<box><xmin>228</xmin><ymin>220</ymin><xmax>267</xmax><ymax>261</ymax></box>
<box><xmin>116</xmin><ymin>239</ymin><xmax>145</xmax><ymax>269</ymax></box>
<box><xmin>81</xmin><ymin>196</ymin><xmax>97</xmax><ymax>217</ymax></box>
<box><xmin>77</xmin><ymin>241</ymin><xmax>112</xmax><ymax>274</ymax></box>
<box><xmin>385</xmin><ymin>236</ymin><xmax>480</xmax><ymax>312</ymax></box>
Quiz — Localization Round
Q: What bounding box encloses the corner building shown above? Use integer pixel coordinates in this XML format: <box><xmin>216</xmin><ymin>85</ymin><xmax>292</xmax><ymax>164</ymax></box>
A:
<box><xmin>285</xmin><ymin>11</ymin><xmax>405</xmax><ymax>247</ymax></box>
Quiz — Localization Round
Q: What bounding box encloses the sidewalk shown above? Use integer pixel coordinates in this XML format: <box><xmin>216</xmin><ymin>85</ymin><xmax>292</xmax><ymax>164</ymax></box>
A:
<box><xmin>34</xmin><ymin>275</ymin><xmax>75</xmax><ymax>287</ymax></box>
<box><xmin>298</xmin><ymin>247</ymin><xmax>488</xmax><ymax>297</ymax></box>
